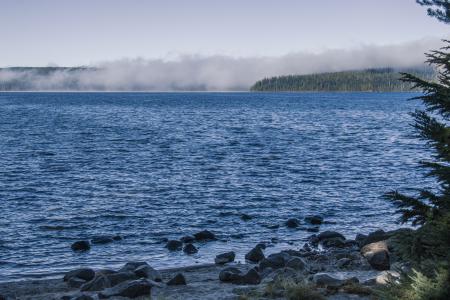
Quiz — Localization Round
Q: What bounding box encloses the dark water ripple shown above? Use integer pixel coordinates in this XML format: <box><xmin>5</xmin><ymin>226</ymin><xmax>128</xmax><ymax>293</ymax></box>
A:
<box><xmin>0</xmin><ymin>92</ymin><xmax>432</xmax><ymax>281</ymax></box>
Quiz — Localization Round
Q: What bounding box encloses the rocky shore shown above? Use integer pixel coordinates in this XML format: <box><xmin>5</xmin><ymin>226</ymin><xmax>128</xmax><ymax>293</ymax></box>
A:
<box><xmin>0</xmin><ymin>226</ymin><xmax>411</xmax><ymax>300</ymax></box>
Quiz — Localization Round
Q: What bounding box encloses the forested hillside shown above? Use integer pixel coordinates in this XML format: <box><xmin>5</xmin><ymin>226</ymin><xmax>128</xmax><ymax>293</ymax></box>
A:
<box><xmin>250</xmin><ymin>67</ymin><xmax>436</xmax><ymax>92</ymax></box>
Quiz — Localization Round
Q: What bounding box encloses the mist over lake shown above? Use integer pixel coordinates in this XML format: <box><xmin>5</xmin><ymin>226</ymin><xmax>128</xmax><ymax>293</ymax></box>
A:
<box><xmin>0</xmin><ymin>92</ymin><xmax>430</xmax><ymax>282</ymax></box>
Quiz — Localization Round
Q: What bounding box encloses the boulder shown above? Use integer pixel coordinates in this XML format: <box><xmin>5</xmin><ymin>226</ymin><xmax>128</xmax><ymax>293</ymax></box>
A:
<box><xmin>134</xmin><ymin>265</ymin><xmax>162</xmax><ymax>282</ymax></box>
<box><xmin>245</xmin><ymin>246</ymin><xmax>265</xmax><ymax>263</ymax></box>
<box><xmin>285</xmin><ymin>257</ymin><xmax>307</xmax><ymax>270</ymax></box>
<box><xmin>336</xmin><ymin>258</ymin><xmax>352</xmax><ymax>268</ymax></box>
<box><xmin>112</xmin><ymin>235</ymin><xmax>123</xmax><ymax>241</ymax></box>
<box><xmin>359</xmin><ymin>230</ymin><xmax>389</xmax><ymax>247</ymax></box>
<box><xmin>313</xmin><ymin>273</ymin><xmax>345</xmax><ymax>287</ymax></box>
<box><xmin>119</xmin><ymin>261</ymin><xmax>149</xmax><ymax>273</ymax></box>
<box><xmin>106</xmin><ymin>271</ymin><xmax>138</xmax><ymax>286</ymax></box>
<box><xmin>238</xmin><ymin>268</ymin><xmax>261</xmax><ymax>285</ymax></box>
<box><xmin>305</xmin><ymin>215</ymin><xmax>323</xmax><ymax>225</ymax></box>
<box><xmin>71</xmin><ymin>240</ymin><xmax>90</xmax><ymax>251</ymax></box>
<box><xmin>91</xmin><ymin>236</ymin><xmax>114</xmax><ymax>245</ymax></box>
<box><xmin>255</xmin><ymin>242</ymin><xmax>267</xmax><ymax>250</ymax></box>
<box><xmin>219</xmin><ymin>267</ymin><xmax>242</xmax><ymax>282</ymax></box>
<box><xmin>98</xmin><ymin>279</ymin><xmax>152</xmax><ymax>298</ymax></box>
<box><xmin>67</xmin><ymin>277</ymin><xmax>86</xmax><ymax>288</ymax></box>
<box><xmin>376</xmin><ymin>270</ymin><xmax>400</xmax><ymax>285</ymax></box>
<box><xmin>183</xmin><ymin>243</ymin><xmax>198</xmax><ymax>254</ymax></box>
<box><xmin>64</xmin><ymin>268</ymin><xmax>95</xmax><ymax>282</ymax></box>
<box><xmin>285</xmin><ymin>218</ymin><xmax>300</xmax><ymax>228</ymax></box>
<box><xmin>361</xmin><ymin>241</ymin><xmax>390</xmax><ymax>270</ymax></box>
<box><xmin>321</xmin><ymin>237</ymin><xmax>346</xmax><ymax>248</ymax></box>
<box><xmin>215</xmin><ymin>251</ymin><xmax>235</xmax><ymax>265</ymax></box>
<box><xmin>81</xmin><ymin>274</ymin><xmax>111</xmax><ymax>291</ymax></box>
<box><xmin>165</xmin><ymin>240</ymin><xmax>183</xmax><ymax>251</ymax></box>
<box><xmin>167</xmin><ymin>273</ymin><xmax>187</xmax><ymax>286</ymax></box>
<box><xmin>259</xmin><ymin>252</ymin><xmax>290</xmax><ymax>270</ymax></box>
<box><xmin>180</xmin><ymin>235</ymin><xmax>195</xmax><ymax>243</ymax></box>
<box><xmin>193</xmin><ymin>230</ymin><xmax>216</xmax><ymax>241</ymax></box>
<box><xmin>317</xmin><ymin>231</ymin><xmax>345</xmax><ymax>241</ymax></box>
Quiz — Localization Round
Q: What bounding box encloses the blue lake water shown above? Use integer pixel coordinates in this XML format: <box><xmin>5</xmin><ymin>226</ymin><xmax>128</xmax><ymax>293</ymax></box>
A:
<box><xmin>0</xmin><ymin>92</ymin><xmax>430</xmax><ymax>281</ymax></box>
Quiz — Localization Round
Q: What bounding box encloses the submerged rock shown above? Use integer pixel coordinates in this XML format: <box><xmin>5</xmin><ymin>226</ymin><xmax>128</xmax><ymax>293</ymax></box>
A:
<box><xmin>215</xmin><ymin>251</ymin><xmax>235</xmax><ymax>265</ymax></box>
<box><xmin>183</xmin><ymin>243</ymin><xmax>198</xmax><ymax>254</ymax></box>
<box><xmin>167</xmin><ymin>273</ymin><xmax>187</xmax><ymax>286</ymax></box>
<box><xmin>165</xmin><ymin>240</ymin><xmax>183</xmax><ymax>251</ymax></box>
<box><xmin>98</xmin><ymin>279</ymin><xmax>152</xmax><ymax>298</ymax></box>
<box><xmin>71</xmin><ymin>240</ymin><xmax>90</xmax><ymax>251</ymax></box>
<box><xmin>285</xmin><ymin>218</ymin><xmax>300</xmax><ymax>228</ymax></box>
<box><xmin>240</xmin><ymin>214</ymin><xmax>253</xmax><ymax>221</ymax></box>
<box><xmin>193</xmin><ymin>230</ymin><xmax>216</xmax><ymax>241</ymax></box>
<box><xmin>91</xmin><ymin>236</ymin><xmax>115</xmax><ymax>245</ymax></box>
<box><xmin>180</xmin><ymin>235</ymin><xmax>195</xmax><ymax>243</ymax></box>
<box><xmin>317</xmin><ymin>231</ymin><xmax>345</xmax><ymax>241</ymax></box>
<box><xmin>245</xmin><ymin>246</ymin><xmax>265</xmax><ymax>263</ymax></box>
<box><xmin>305</xmin><ymin>215</ymin><xmax>323</xmax><ymax>225</ymax></box>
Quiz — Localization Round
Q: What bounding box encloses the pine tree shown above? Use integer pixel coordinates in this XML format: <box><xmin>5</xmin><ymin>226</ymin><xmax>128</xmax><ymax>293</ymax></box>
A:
<box><xmin>386</xmin><ymin>3</ymin><xmax>450</xmax><ymax>226</ymax></box>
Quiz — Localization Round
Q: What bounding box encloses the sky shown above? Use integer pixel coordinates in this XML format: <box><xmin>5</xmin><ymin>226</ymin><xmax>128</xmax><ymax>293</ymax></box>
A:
<box><xmin>0</xmin><ymin>0</ymin><xmax>449</xmax><ymax>67</ymax></box>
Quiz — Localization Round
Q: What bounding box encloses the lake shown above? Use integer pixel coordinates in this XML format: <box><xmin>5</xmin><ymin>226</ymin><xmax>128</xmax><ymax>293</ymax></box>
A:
<box><xmin>0</xmin><ymin>92</ymin><xmax>430</xmax><ymax>281</ymax></box>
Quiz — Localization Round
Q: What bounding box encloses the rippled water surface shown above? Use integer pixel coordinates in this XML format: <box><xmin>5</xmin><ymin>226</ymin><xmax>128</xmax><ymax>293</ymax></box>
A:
<box><xmin>0</xmin><ymin>92</ymin><xmax>430</xmax><ymax>281</ymax></box>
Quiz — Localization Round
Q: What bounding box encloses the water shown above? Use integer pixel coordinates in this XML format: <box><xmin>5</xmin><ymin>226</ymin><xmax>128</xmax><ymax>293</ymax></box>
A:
<box><xmin>0</xmin><ymin>92</ymin><xmax>431</xmax><ymax>282</ymax></box>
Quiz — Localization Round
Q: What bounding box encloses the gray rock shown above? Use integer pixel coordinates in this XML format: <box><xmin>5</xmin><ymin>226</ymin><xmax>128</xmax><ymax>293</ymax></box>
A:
<box><xmin>321</xmin><ymin>237</ymin><xmax>346</xmax><ymax>248</ymax></box>
<box><xmin>215</xmin><ymin>251</ymin><xmax>235</xmax><ymax>265</ymax></box>
<box><xmin>285</xmin><ymin>257</ymin><xmax>307</xmax><ymax>270</ymax></box>
<box><xmin>245</xmin><ymin>246</ymin><xmax>265</xmax><ymax>263</ymax></box>
<box><xmin>313</xmin><ymin>273</ymin><xmax>344</xmax><ymax>287</ymax></box>
<box><xmin>71</xmin><ymin>240</ymin><xmax>90</xmax><ymax>251</ymax></box>
<box><xmin>305</xmin><ymin>215</ymin><xmax>323</xmax><ymax>225</ymax></box>
<box><xmin>255</xmin><ymin>242</ymin><xmax>267</xmax><ymax>250</ymax></box>
<box><xmin>238</xmin><ymin>268</ymin><xmax>261</xmax><ymax>285</ymax></box>
<box><xmin>317</xmin><ymin>231</ymin><xmax>345</xmax><ymax>241</ymax></box>
<box><xmin>167</xmin><ymin>273</ymin><xmax>187</xmax><ymax>286</ymax></box>
<box><xmin>219</xmin><ymin>267</ymin><xmax>242</xmax><ymax>282</ymax></box>
<box><xmin>259</xmin><ymin>256</ymin><xmax>285</xmax><ymax>270</ymax></box>
<box><xmin>285</xmin><ymin>218</ymin><xmax>300</xmax><ymax>228</ymax></box>
<box><xmin>106</xmin><ymin>271</ymin><xmax>138</xmax><ymax>286</ymax></box>
<box><xmin>180</xmin><ymin>235</ymin><xmax>195</xmax><ymax>243</ymax></box>
<box><xmin>134</xmin><ymin>265</ymin><xmax>162</xmax><ymax>282</ymax></box>
<box><xmin>359</xmin><ymin>230</ymin><xmax>389</xmax><ymax>247</ymax></box>
<box><xmin>81</xmin><ymin>274</ymin><xmax>111</xmax><ymax>291</ymax></box>
<box><xmin>72</xmin><ymin>295</ymin><xmax>95</xmax><ymax>300</ymax></box>
<box><xmin>361</xmin><ymin>241</ymin><xmax>390</xmax><ymax>270</ymax></box>
<box><xmin>165</xmin><ymin>240</ymin><xmax>183</xmax><ymax>251</ymax></box>
<box><xmin>119</xmin><ymin>261</ymin><xmax>149</xmax><ymax>273</ymax></box>
<box><xmin>336</xmin><ymin>258</ymin><xmax>352</xmax><ymax>268</ymax></box>
<box><xmin>67</xmin><ymin>277</ymin><xmax>87</xmax><ymax>288</ymax></box>
<box><xmin>98</xmin><ymin>279</ymin><xmax>152</xmax><ymax>298</ymax></box>
<box><xmin>376</xmin><ymin>270</ymin><xmax>400</xmax><ymax>285</ymax></box>
<box><xmin>64</xmin><ymin>268</ymin><xmax>95</xmax><ymax>282</ymax></box>
<box><xmin>193</xmin><ymin>230</ymin><xmax>216</xmax><ymax>241</ymax></box>
<box><xmin>183</xmin><ymin>243</ymin><xmax>198</xmax><ymax>254</ymax></box>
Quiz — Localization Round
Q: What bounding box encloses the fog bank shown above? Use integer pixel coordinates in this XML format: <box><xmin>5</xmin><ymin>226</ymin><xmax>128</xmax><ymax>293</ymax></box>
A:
<box><xmin>0</xmin><ymin>38</ymin><xmax>444</xmax><ymax>91</ymax></box>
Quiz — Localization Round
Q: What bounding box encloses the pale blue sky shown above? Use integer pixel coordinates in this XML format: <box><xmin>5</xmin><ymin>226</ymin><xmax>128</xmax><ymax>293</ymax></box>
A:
<box><xmin>0</xmin><ymin>0</ymin><xmax>448</xmax><ymax>67</ymax></box>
